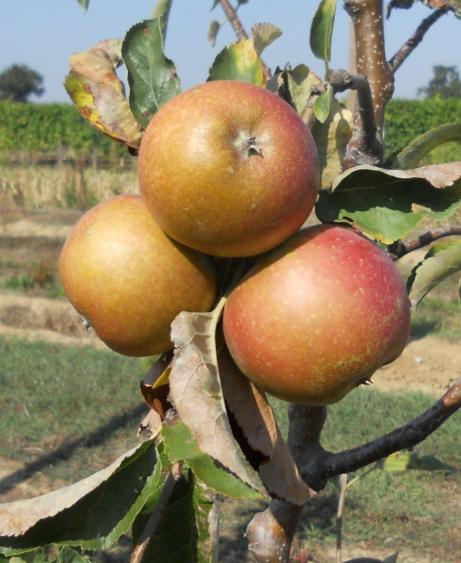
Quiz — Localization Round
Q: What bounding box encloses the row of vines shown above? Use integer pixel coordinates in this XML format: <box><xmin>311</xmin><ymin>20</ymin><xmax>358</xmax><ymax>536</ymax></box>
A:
<box><xmin>1</xmin><ymin>98</ymin><xmax>461</xmax><ymax>159</ymax></box>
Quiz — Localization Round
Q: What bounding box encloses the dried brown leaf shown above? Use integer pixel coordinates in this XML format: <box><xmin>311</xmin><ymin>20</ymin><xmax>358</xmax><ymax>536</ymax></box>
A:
<box><xmin>169</xmin><ymin>307</ymin><xmax>266</xmax><ymax>495</ymax></box>
<box><xmin>219</xmin><ymin>350</ymin><xmax>312</xmax><ymax>505</ymax></box>
<box><xmin>65</xmin><ymin>39</ymin><xmax>142</xmax><ymax>148</ymax></box>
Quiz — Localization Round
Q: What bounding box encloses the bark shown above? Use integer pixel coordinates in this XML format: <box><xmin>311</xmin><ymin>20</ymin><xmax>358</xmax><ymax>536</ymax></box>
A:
<box><xmin>343</xmin><ymin>0</ymin><xmax>394</xmax><ymax>166</ymax></box>
<box><xmin>246</xmin><ymin>406</ymin><xmax>325</xmax><ymax>562</ymax></box>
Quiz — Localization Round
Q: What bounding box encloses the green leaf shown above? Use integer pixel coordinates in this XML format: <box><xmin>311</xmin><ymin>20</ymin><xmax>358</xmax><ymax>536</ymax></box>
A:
<box><xmin>211</xmin><ymin>0</ymin><xmax>220</xmax><ymax>9</ymax></box>
<box><xmin>163</xmin><ymin>418</ymin><xmax>263</xmax><ymax>499</ymax></box>
<box><xmin>76</xmin><ymin>0</ymin><xmax>89</xmax><ymax>11</ymax></box>
<box><xmin>64</xmin><ymin>39</ymin><xmax>142</xmax><ymax>148</ymax></box>
<box><xmin>58</xmin><ymin>547</ymin><xmax>89</xmax><ymax>563</ymax></box>
<box><xmin>169</xmin><ymin>307</ymin><xmax>267</xmax><ymax>497</ymax></box>
<box><xmin>408</xmin><ymin>239</ymin><xmax>461</xmax><ymax>305</ymax></box>
<box><xmin>392</xmin><ymin>123</ymin><xmax>461</xmax><ymax>169</ymax></box>
<box><xmin>208</xmin><ymin>20</ymin><xmax>221</xmax><ymax>46</ymax></box>
<box><xmin>383</xmin><ymin>451</ymin><xmax>411</xmax><ymax>472</ymax></box>
<box><xmin>316</xmin><ymin>162</ymin><xmax>461</xmax><ymax>244</ymax></box>
<box><xmin>310</xmin><ymin>0</ymin><xmax>336</xmax><ymax>66</ymax></box>
<box><xmin>122</xmin><ymin>19</ymin><xmax>181</xmax><ymax>128</ymax></box>
<box><xmin>208</xmin><ymin>39</ymin><xmax>267</xmax><ymax>86</ymax></box>
<box><xmin>132</xmin><ymin>470</ymin><xmax>219</xmax><ymax>563</ymax></box>
<box><xmin>283</xmin><ymin>64</ymin><xmax>316</xmax><ymax>115</ymax></box>
<box><xmin>383</xmin><ymin>451</ymin><xmax>457</xmax><ymax>473</ymax></box>
<box><xmin>311</xmin><ymin>99</ymin><xmax>353</xmax><ymax>189</ymax></box>
<box><xmin>251</xmin><ymin>23</ymin><xmax>282</xmax><ymax>56</ymax></box>
<box><xmin>151</xmin><ymin>0</ymin><xmax>174</xmax><ymax>38</ymax></box>
<box><xmin>313</xmin><ymin>84</ymin><xmax>333</xmax><ymax>123</ymax></box>
<box><xmin>0</xmin><ymin>441</ymin><xmax>159</xmax><ymax>557</ymax></box>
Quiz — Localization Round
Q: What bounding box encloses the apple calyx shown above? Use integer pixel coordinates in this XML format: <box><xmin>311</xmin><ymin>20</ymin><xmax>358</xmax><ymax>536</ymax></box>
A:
<box><xmin>235</xmin><ymin>131</ymin><xmax>263</xmax><ymax>158</ymax></box>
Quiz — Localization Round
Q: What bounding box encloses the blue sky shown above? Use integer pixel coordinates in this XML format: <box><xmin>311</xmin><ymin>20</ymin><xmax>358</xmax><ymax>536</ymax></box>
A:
<box><xmin>0</xmin><ymin>0</ymin><xmax>460</xmax><ymax>103</ymax></box>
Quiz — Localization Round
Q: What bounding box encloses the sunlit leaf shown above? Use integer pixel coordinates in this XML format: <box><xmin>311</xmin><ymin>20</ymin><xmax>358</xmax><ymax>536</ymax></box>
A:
<box><xmin>122</xmin><ymin>19</ymin><xmax>181</xmax><ymax>128</ymax></box>
<box><xmin>392</xmin><ymin>123</ymin><xmax>461</xmax><ymax>169</ymax></box>
<box><xmin>268</xmin><ymin>65</ymin><xmax>321</xmax><ymax>125</ymax></box>
<box><xmin>64</xmin><ymin>39</ymin><xmax>142</xmax><ymax>148</ymax></box>
<box><xmin>408</xmin><ymin>239</ymin><xmax>461</xmax><ymax>305</ymax></box>
<box><xmin>251</xmin><ymin>23</ymin><xmax>282</xmax><ymax>55</ymax></box>
<box><xmin>383</xmin><ymin>451</ymin><xmax>457</xmax><ymax>473</ymax></box>
<box><xmin>311</xmin><ymin>99</ymin><xmax>353</xmax><ymax>189</ymax></box>
<box><xmin>163</xmin><ymin>418</ymin><xmax>263</xmax><ymax>499</ymax></box>
<box><xmin>169</xmin><ymin>304</ymin><xmax>267</xmax><ymax>496</ymax></box>
<box><xmin>0</xmin><ymin>441</ymin><xmax>158</xmax><ymax>557</ymax></box>
<box><xmin>317</xmin><ymin>162</ymin><xmax>461</xmax><ymax>244</ymax></box>
<box><xmin>208</xmin><ymin>39</ymin><xmax>267</xmax><ymax>86</ymax></box>
<box><xmin>310</xmin><ymin>0</ymin><xmax>336</xmax><ymax>65</ymax></box>
<box><xmin>313</xmin><ymin>84</ymin><xmax>333</xmax><ymax>123</ymax></box>
<box><xmin>383</xmin><ymin>451</ymin><xmax>411</xmax><ymax>472</ymax></box>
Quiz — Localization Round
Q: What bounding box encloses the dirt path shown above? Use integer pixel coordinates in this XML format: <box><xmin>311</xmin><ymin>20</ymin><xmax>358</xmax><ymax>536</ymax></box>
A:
<box><xmin>0</xmin><ymin>292</ymin><xmax>108</xmax><ymax>350</ymax></box>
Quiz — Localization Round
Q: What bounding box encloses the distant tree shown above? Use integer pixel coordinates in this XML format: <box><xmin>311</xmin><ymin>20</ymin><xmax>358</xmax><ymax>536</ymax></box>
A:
<box><xmin>418</xmin><ymin>64</ymin><xmax>461</xmax><ymax>98</ymax></box>
<box><xmin>0</xmin><ymin>64</ymin><xmax>45</xmax><ymax>102</ymax></box>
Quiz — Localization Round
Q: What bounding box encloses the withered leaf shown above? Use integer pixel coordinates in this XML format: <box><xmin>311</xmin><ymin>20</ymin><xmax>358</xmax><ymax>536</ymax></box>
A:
<box><xmin>169</xmin><ymin>306</ymin><xmax>266</xmax><ymax>496</ymax></box>
<box><xmin>219</xmin><ymin>350</ymin><xmax>312</xmax><ymax>505</ymax></box>
<box><xmin>65</xmin><ymin>39</ymin><xmax>142</xmax><ymax>149</ymax></box>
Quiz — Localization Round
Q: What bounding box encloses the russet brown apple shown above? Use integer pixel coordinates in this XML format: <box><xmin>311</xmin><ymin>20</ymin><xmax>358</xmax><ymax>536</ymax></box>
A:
<box><xmin>223</xmin><ymin>225</ymin><xmax>411</xmax><ymax>405</ymax></box>
<box><xmin>138</xmin><ymin>80</ymin><xmax>320</xmax><ymax>257</ymax></box>
<box><xmin>59</xmin><ymin>195</ymin><xmax>217</xmax><ymax>356</ymax></box>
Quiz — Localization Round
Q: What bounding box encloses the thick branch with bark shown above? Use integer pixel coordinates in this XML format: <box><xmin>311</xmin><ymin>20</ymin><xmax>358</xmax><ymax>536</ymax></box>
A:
<box><xmin>246</xmin><ymin>407</ymin><xmax>326</xmax><ymax>562</ymax></box>
<box><xmin>388</xmin><ymin>226</ymin><xmax>461</xmax><ymax>260</ymax></box>
<box><xmin>389</xmin><ymin>7</ymin><xmax>448</xmax><ymax>72</ymax></box>
<box><xmin>299</xmin><ymin>380</ymin><xmax>461</xmax><ymax>491</ymax></box>
<box><xmin>344</xmin><ymin>0</ymin><xmax>394</xmax><ymax>166</ymax></box>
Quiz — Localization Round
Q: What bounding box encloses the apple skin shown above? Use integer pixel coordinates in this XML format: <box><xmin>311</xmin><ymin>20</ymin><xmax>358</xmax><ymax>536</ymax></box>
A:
<box><xmin>138</xmin><ymin>80</ymin><xmax>320</xmax><ymax>257</ymax></box>
<box><xmin>59</xmin><ymin>195</ymin><xmax>217</xmax><ymax>356</ymax></box>
<box><xmin>223</xmin><ymin>225</ymin><xmax>411</xmax><ymax>405</ymax></box>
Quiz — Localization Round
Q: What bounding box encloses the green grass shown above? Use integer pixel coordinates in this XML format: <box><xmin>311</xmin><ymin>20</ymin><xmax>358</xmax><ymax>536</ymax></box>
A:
<box><xmin>0</xmin><ymin>336</ymin><xmax>145</xmax><ymax>484</ymax></box>
<box><xmin>270</xmin><ymin>389</ymin><xmax>461</xmax><ymax>559</ymax></box>
<box><xmin>0</xmin><ymin>337</ymin><xmax>460</xmax><ymax>561</ymax></box>
<box><xmin>412</xmin><ymin>296</ymin><xmax>461</xmax><ymax>340</ymax></box>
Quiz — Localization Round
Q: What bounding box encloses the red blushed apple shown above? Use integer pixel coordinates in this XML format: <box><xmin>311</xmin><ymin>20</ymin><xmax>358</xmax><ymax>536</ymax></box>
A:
<box><xmin>59</xmin><ymin>195</ymin><xmax>217</xmax><ymax>357</ymax></box>
<box><xmin>138</xmin><ymin>80</ymin><xmax>320</xmax><ymax>257</ymax></box>
<box><xmin>223</xmin><ymin>225</ymin><xmax>411</xmax><ymax>405</ymax></box>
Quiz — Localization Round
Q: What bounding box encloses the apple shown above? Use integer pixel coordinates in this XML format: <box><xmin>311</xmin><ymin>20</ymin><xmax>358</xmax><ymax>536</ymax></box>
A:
<box><xmin>223</xmin><ymin>225</ymin><xmax>411</xmax><ymax>405</ymax></box>
<box><xmin>138</xmin><ymin>80</ymin><xmax>320</xmax><ymax>257</ymax></box>
<box><xmin>59</xmin><ymin>195</ymin><xmax>217</xmax><ymax>356</ymax></box>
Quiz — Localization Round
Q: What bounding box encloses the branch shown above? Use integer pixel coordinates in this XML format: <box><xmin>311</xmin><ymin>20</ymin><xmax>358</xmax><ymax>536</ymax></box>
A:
<box><xmin>388</xmin><ymin>226</ymin><xmax>461</xmax><ymax>260</ymax></box>
<box><xmin>389</xmin><ymin>8</ymin><xmax>448</xmax><ymax>72</ymax></box>
<box><xmin>300</xmin><ymin>380</ymin><xmax>461</xmax><ymax>491</ymax></box>
<box><xmin>218</xmin><ymin>0</ymin><xmax>249</xmax><ymax>40</ymax></box>
<box><xmin>344</xmin><ymin>0</ymin><xmax>394</xmax><ymax>166</ymax></box>
<box><xmin>246</xmin><ymin>406</ymin><xmax>325</xmax><ymax>563</ymax></box>
<box><xmin>328</xmin><ymin>69</ymin><xmax>383</xmax><ymax>166</ymax></box>
<box><xmin>130</xmin><ymin>462</ymin><xmax>183</xmax><ymax>563</ymax></box>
